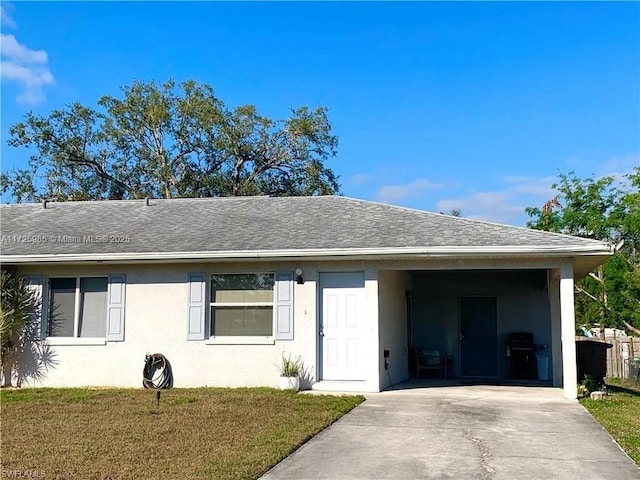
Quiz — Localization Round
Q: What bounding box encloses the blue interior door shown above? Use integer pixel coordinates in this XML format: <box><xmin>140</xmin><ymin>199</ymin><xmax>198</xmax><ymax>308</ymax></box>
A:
<box><xmin>460</xmin><ymin>297</ymin><xmax>498</xmax><ymax>378</ymax></box>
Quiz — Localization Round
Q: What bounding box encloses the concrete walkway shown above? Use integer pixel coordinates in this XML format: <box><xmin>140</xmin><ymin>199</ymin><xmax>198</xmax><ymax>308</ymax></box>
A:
<box><xmin>262</xmin><ymin>385</ymin><xmax>640</xmax><ymax>480</ymax></box>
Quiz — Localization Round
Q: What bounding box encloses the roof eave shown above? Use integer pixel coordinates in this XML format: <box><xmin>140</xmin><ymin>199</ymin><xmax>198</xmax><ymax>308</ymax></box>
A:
<box><xmin>0</xmin><ymin>244</ymin><xmax>614</xmax><ymax>264</ymax></box>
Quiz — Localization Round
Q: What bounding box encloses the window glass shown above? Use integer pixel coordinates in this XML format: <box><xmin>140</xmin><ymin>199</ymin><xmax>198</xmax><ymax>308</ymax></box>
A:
<box><xmin>211</xmin><ymin>274</ymin><xmax>274</xmax><ymax>303</ymax></box>
<box><xmin>49</xmin><ymin>278</ymin><xmax>76</xmax><ymax>337</ymax></box>
<box><xmin>79</xmin><ymin>277</ymin><xmax>108</xmax><ymax>337</ymax></box>
<box><xmin>49</xmin><ymin>277</ymin><xmax>109</xmax><ymax>338</ymax></box>
<box><xmin>210</xmin><ymin>273</ymin><xmax>275</xmax><ymax>336</ymax></box>
<box><xmin>211</xmin><ymin>306</ymin><xmax>273</xmax><ymax>336</ymax></box>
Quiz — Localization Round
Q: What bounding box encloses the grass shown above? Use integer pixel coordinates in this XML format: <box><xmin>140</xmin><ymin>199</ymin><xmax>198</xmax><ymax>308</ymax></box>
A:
<box><xmin>580</xmin><ymin>379</ymin><xmax>640</xmax><ymax>465</ymax></box>
<box><xmin>0</xmin><ymin>387</ymin><xmax>364</xmax><ymax>480</ymax></box>
<box><xmin>605</xmin><ymin>377</ymin><xmax>640</xmax><ymax>391</ymax></box>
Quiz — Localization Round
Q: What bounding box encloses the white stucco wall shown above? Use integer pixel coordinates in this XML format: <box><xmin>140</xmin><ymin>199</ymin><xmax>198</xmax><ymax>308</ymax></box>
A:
<box><xmin>363</xmin><ymin>268</ymin><xmax>382</xmax><ymax>392</ymax></box>
<box><xmin>15</xmin><ymin>262</ymin><xmax>314</xmax><ymax>388</ymax></box>
<box><xmin>377</xmin><ymin>270</ymin><xmax>412</xmax><ymax>389</ymax></box>
<box><xmin>14</xmin><ymin>261</ymin><xmax>385</xmax><ymax>390</ymax></box>
<box><xmin>11</xmin><ymin>256</ymin><xmax>576</xmax><ymax>392</ymax></box>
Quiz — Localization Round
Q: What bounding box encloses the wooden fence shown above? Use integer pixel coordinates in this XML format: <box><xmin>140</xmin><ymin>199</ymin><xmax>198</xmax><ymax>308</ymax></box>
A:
<box><xmin>604</xmin><ymin>336</ymin><xmax>640</xmax><ymax>379</ymax></box>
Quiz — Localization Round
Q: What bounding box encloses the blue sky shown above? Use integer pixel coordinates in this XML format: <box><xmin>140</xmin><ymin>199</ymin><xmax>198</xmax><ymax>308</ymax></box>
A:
<box><xmin>1</xmin><ymin>1</ymin><xmax>638</xmax><ymax>225</ymax></box>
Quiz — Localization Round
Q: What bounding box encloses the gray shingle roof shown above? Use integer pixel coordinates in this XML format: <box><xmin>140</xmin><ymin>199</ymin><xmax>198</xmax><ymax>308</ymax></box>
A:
<box><xmin>0</xmin><ymin>196</ymin><xmax>610</xmax><ymax>260</ymax></box>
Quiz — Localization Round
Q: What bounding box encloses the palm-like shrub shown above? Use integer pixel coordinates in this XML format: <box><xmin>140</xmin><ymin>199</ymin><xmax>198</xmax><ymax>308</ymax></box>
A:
<box><xmin>277</xmin><ymin>353</ymin><xmax>302</xmax><ymax>377</ymax></box>
<box><xmin>1</xmin><ymin>270</ymin><xmax>39</xmax><ymax>386</ymax></box>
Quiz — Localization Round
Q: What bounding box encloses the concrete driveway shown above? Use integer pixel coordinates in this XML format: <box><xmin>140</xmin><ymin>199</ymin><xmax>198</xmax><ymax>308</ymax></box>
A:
<box><xmin>262</xmin><ymin>385</ymin><xmax>639</xmax><ymax>480</ymax></box>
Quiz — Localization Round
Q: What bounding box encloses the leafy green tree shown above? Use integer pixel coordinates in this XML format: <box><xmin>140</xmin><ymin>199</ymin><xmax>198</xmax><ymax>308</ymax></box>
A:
<box><xmin>2</xmin><ymin>80</ymin><xmax>340</xmax><ymax>202</ymax></box>
<box><xmin>0</xmin><ymin>270</ymin><xmax>39</xmax><ymax>387</ymax></box>
<box><xmin>526</xmin><ymin>167</ymin><xmax>640</xmax><ymax>331</ymax></box>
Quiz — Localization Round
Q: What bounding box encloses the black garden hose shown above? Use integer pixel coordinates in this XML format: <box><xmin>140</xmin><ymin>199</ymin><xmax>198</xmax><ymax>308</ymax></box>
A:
<box><xmin>142</xmin><ymin>353</ymin><xmax>173</xmax><ymax>389</ymax></box>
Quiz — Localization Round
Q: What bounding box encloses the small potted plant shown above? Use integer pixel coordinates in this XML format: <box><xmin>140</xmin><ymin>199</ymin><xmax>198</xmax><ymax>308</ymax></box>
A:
<box><xmin>277</xmin><ymin>353</ymin><xmax>302</xmax><ymax>391</ymax></box>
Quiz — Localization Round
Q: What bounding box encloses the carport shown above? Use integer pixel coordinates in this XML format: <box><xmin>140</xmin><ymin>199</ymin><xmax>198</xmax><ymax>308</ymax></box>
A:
<box><xmin>408</xmin><ymin>269</ymin><xmax>553</xmax><ymax>382</ymax></box>
<box><xmin>376</xmin><ymin>256</ymin><xmax>604</xmax><ymax>399</ymax></box>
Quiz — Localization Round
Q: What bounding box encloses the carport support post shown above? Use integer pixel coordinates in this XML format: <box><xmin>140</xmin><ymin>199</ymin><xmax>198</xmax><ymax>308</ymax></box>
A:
<box><xmin>560</xmin><ymin>260</ymin><xmax>577</xmax><ymax>399</ymax></box>
<box><xmin>549</xmin><ymin>270</ymin><xmax>563</xmax><ymax>387</ymax></box>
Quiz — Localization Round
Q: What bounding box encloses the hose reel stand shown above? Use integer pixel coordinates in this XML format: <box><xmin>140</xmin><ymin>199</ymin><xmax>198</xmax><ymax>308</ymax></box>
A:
<box><xmin>142</xmin><ymin>353</ymin><xmax>173</xmax><ymax>405</ymax></box>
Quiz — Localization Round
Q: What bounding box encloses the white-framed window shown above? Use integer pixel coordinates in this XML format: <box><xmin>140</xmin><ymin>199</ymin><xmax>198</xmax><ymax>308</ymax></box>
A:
<box><xmin>209</xmin><ymin>273</ymin><xmax>275</xmax><ymax>337</ymax></box>
<box><xmin>48</xmin><ymin>277</ymin><xmax>108</xmax><ymax>338</ymax></box>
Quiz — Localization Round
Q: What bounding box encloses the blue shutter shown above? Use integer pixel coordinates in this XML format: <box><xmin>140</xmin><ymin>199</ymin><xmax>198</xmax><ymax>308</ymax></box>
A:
<box><xmin>275</xmin><ymin>271</ymin><xmax>294</xmax><ymax>340</ymax></box>
<box><xmin>187</xmin><ymin>273</ymin><xmax>206</xmax><ymax>340</ymax></box>
<box><xmin>106</xmin><ymin>274</ymin><xmax>126</xmax><ymax>342</ymax></box>
<box><xmin>25</xmin><ymin>275</ymin><xmax>44</xmax><ymax>340</ymax></box>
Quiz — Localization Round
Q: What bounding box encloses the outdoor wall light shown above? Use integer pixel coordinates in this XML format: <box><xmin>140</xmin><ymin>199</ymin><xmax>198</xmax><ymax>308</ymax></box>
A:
<box><xmin>295</xmin><ymin>268</ymin><xmax>304</xmax><ymax>285</ymax></box>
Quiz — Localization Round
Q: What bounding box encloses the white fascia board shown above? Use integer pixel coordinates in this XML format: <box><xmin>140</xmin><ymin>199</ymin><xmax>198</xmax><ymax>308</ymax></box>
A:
<box><xmin>0</xmin><ymin>243</ymin><xmax>614</xmax><ymax>264</ymax></box>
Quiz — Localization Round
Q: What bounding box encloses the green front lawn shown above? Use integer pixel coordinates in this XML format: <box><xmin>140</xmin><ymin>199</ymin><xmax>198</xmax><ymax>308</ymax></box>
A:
<box><xmin>581</xmin><ymin>380</ymin><xmax>640</xmax><ymax>465</ymax></box>
<box><xmin>0</xmin><ymin>388</ymin><xmax>364</xmax><ymax>480</ymax></box>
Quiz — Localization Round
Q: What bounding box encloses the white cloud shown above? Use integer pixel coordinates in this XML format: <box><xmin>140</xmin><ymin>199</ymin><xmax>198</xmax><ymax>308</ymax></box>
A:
<box><xmin>433</xmin><ymin>156</ymin><xmax>639</xmax><ymax>226</ymax></box>
<box><xmin>566</xmin><ymin>153</ymin><xmax>638</xmax><ymax>183</ymax></box>
<box><xmin>0</xmin><ymin>5</ymin><xmax>16</xmax><ymax>28</ymax></box>
<box><xmin>0</xmin><ymin>30</ymin><xmax>55</xmax><ymax>105</ymax></box>
<box><xmin>435</xmin><ymin>174</ymin><xmax>560</xmax><ymax>225</ymax></box>
<box><xmin>502</xmin><ymin>175</ymin><xmax>557</xmax><ymax>197</ymax></box>
<box><xmin>377</xmin><ymin>178</ymin><xmax>441</xmax><ymax>204</ymax></box>
<box><xmin>1</xmin><ymin>33</ymin><xmax>48</xmax><ymax>64</ymax></box>
<box><xmin>350</xmin><ymin>173</ymin><xmax>372</xmax><ymax>185</ymax></box>
<box><xmin>599</xmin><ymin>153</ymin><xmax>639</xmax><ymax>183</ymax></box>
<box><xmin>437</xmin><ymin>191</ymin><xmax>525</xmax><ymax>224</ymax></box>
<box><xmin>1</xmin><ymin>60</ymin><xmax>54</xmax><ymax>104</ymax></box>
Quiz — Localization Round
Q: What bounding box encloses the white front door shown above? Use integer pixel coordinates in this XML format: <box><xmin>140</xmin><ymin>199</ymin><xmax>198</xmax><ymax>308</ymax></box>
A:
<box><xmin>320</xmin><ymin>272</ymin><xmax>366</xmax><ymax>381</ymax></box>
